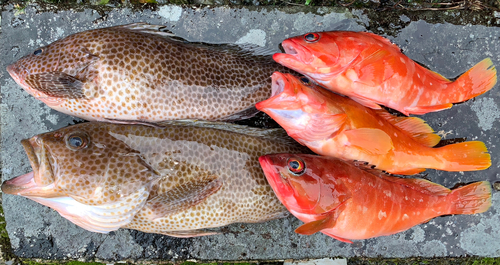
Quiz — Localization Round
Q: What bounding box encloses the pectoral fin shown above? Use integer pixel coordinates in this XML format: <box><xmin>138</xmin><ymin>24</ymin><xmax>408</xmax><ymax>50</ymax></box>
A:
<box><xmin>300</xmin><ymin>113</ymin><xmax>347</xmax><ymax>141</ymax></box>
<box><xmin>25</xmin><ymin>72</ymin><xmax>85</xmax><ymax>99</ymax></box>
<box><xmin>342</xmin><ymin>128</ymin><xmax>393</xmax><ymax>155</ymax></box>
<box><xmin>295</xmin><ymin>215</ymin><xmax>338</xmax><ymax>235</ymax></box>
<box><xmin>30</xmin><ymin>187</ymin><xmax>150</xmax><ymax>233</ymax></box>
<box><xmin>294</xmin><ymin>201</ymin><xmax>348</xmax><ymax>235</ymax></box>
<box><xmin>147</xmin><ymin>176</ymin><xmax>223</xmax><ymax>220</ymax></box>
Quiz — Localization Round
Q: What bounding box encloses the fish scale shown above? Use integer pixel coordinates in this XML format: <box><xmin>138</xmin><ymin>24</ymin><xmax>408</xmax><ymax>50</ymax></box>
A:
<box><xmin>1</xmin><ymin>121</ymin><xmax>310</xmax><ymax>237</ymax></box>
<box><xmin>7</xmin><ymin>23</ymin><xmax>293</xmax><ymax>122</ymax></box>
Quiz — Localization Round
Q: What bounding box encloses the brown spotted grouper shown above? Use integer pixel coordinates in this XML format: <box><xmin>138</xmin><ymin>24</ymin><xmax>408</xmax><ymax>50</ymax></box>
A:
<box><xmin>1</xmin><ymin>121</ymin><xmax>310</xmax><ymax>237</ymax></box>
<box><xmin>6</xmin><ymin>23</ymin><xmax>292</xmax><ymax>122</ymax></box>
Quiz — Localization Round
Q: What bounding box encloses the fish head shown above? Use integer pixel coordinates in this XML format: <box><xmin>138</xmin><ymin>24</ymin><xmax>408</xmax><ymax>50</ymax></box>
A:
<box><xmin>1</xmin><ymin>123</ymin><xmax>157</xmax><ymax>233</ymax></box>
<box><xmin>259</xmin><ymin>154</ymin><xmax>347</xmax><ymax>215</ymax></box>
<box><xmin>256</xmin><ymin>72</ymin><xmax>342</xmax><ymax>142</ymax></box>
<box><xmin>273</xmin><ymin>32</ymin><xmax>342</xmax><ymax>82</ymax></box>
<box><xmin>6</xmin><ymin>33</ymin><xmax>100</xmax><ymax>106</ymax></box>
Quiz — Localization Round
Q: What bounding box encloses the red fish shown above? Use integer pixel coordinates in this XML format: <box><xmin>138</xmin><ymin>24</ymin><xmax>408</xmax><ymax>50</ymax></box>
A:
<box><xmin>273</xmin><ymin>31</ymin><xmax>497</xmax><ymax>115</ymax></box>
<box><xmin>259</xmin><ymin>153</ymin><xmax>492</xmax><ymax>243</ymax></box>
<box><xmin>255</xmin><ymin>72</ymin><xmax>490</xmax><ymax>175</ymax></box>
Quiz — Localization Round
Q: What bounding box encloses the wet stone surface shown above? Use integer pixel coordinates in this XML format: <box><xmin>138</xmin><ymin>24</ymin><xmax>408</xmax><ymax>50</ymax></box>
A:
<box><xmin>1</xmin><ymin>3</ymin><xmax>500</xmax><ymax>261</ymax></box>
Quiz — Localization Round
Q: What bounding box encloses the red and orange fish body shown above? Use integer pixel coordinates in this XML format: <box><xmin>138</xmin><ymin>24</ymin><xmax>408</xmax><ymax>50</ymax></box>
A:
<box><xmin>256</xmin><ymin>72</ymin><xmax>490</xmax><ymax>175</ymax></box>
<box><xmin>259</xmin><ymin>154</ymin><xmax>492</xmax><ymax>242</ymax></box>
<box><xmin>273</xmin><ymin>31</ymin><xmax>497</xmax><ymax>115</ymax></box>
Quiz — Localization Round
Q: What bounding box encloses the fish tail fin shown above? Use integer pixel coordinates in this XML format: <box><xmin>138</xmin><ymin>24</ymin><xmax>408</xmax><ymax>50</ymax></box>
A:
<box><xmin>451</xmin><ymin>58</ymin><xmax>497</xmax><ymax>101</ymax></box>
<box><xmin>438</xmin><ymin>141</ymin><xmax>491</xmax><ymax>171</ymax></box>
<box><xmin>448</xmin><ymin>181</ymin><xmax>492</xmax><ymax>215</ymax></box>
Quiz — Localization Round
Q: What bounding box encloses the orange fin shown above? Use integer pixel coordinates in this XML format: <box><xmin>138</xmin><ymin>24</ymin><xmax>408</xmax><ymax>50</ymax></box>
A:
<box><xmin>428</xmin><ymin>69</ymin><xmax>451</xmax><ymax>82</ymax></box>
<box><xmin>452</xmin><ymin>58</ymin><xmax>497</xmax><ymax>99</ymax></box>
<box><xmin>147</xmin><ymin>176</ymin><xmax>223</xmax><ymax>220</ymax></box>
<box><xmin>350</xmin><ymin>95</ymin><xmax>383</xmax><ymax>109</ymax></box>
<box><xmin>376</xmin><ymin>110</ymin><xmax>441</xmax><ymax>147</ymax></box>
<box><xmin>295</xmin><ymin>215</ymin><xmax>337</xmax><ymax>236</ymax></box>
<box><xmin>321</xmin><ymin>231</ymin><xmax>354</xmax><ymax>244</ymax></box>
<box><xmin>377</xmin><ymin>174</ymin><xmax>450</xmax><ymax>196</ymax></box>
<box><xmin>404</xmin><ymin>103</ymin><xmax>453</xmax><ymax>115</ymax></box>
<box><xmin>448</xmin><ymin>181</ymin><xmax>492</xmax><ymax>215</ymax></box>
<box><xmin>388</xmin><ymin>168</ymin><xmax>427</xmax><ymax>175</ymax></box>
<box><xmin>342</xmin><ymin>128</ymin><xmax>393</xmax><ymax>155</ymax></box>
<box><xmin>359</xmin><ymin>32</ymin><xmax>399</xmax><ymax>49</ymax></box>
<box><xmin>299</xmin><ymin>113</ymin><xmax>347</xmax><ymax>141</ymax></box>
<box><xmin>351</xmin><ymin>49</ymin><xmax>396</xmax><ymax>87</ymax></box>
<box><xmin>294</xmin><ymin>202</ymin><xmax>347</xmax><ymax>235</ymax></box>
<box><xmin>438</xmin><ymin>141</ymin><xmax>491</xmax><ymax>171</ymax></box>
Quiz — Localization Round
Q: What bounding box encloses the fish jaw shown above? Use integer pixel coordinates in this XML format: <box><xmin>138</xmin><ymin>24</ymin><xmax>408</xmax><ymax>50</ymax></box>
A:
<box><xmin>259</xmin><ymin>155</ymin><xmax>300</xmax><ymax>211</ymax></box>
<box><xmin>274</xmin><ymin>39</ymin><xmax>334</xmax><ymax>80</ymax></box>
<box><xmin>274</xmin><ymin>39</ymin><xmax>316</xmax><ymax>74</ymax></box>
<box><xmin>1</xmin><ymin>138</ymin><xmax>59</xmax><ymax>197</ymax></box>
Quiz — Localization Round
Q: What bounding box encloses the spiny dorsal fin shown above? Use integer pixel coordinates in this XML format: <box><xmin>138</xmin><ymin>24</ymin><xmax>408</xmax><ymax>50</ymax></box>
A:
<box><xmin>375</xmin><ymin>109</ymin><xmax>441</xmax><ymax>147</ymax></box>
<box><xmin>154</xmin><ymin>120</ymin><xmax>300</xmax><ymax>146</ymax></box>
<box><xmin>377</xmin><ymin>174</ymin><xmax>450</xmax><ymax>196</ymax></box>
<box><xmin>113</xmin><ymin>23</ymin><xmax>277</xmax><ymax>57</ymax></box>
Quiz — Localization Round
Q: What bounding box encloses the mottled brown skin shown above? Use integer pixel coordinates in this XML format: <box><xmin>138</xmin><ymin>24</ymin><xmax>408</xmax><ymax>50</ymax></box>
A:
<box><xmin>2</xmin><ymin>122</ymin><xmax>309</xmax><ymax>236</ymax></box>
<box><xmin>7</xmin><ymin>23</ymin><xmax>293</xmax><ymax>122</ymax></box>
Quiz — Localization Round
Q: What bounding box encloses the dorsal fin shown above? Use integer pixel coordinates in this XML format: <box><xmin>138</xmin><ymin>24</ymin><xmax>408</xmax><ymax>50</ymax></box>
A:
<box><xmin>375</xmin><ymin>109</ymin><xmax>441</xmax><ymax>147</ymax></box>
<box><xmin>377</xmin><ymin>174</ymin><xmax>450</xmax><ymax>196</ymax></box>
<box><xmin>358</xmin><ymin>32</ymin><xmax>399</xmax><ymax>49</ymax></box>
<box><xmin>153</xmin><ymin>120</ymin><xmax>301</xmax><ymax>146</ymax></box>
<box><xmin>113</xmin><ymin>23</ymin><xmax>277</xmax><ymax>57</ymax></box>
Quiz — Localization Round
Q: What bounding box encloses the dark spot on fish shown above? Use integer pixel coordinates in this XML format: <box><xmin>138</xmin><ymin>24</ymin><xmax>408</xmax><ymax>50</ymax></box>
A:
<box><xmin>34</xmin><ymin>49</ymin><xmax>43</xmax><ymax>56</ymax></box>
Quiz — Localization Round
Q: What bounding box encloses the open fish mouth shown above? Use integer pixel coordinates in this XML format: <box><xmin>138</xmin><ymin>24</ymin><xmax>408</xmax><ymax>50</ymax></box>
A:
<box><xmin>255</xmin><ymin>72</ymin><xmax>289</xmax><ymax>111</ymax></box>
<box><xmin>1</xmin><ymin>172</ymin><xmax>36</xmax><ymax>195</ymax></box>
<box><xmin>1</xmin><ymin>138</ymin><xmax>56</xmax><ymax>197</ymax></box>
<box><xmin>271</xmin><ymin>72</ymin><xmax>286</xmax><ymax>97</ymax></box>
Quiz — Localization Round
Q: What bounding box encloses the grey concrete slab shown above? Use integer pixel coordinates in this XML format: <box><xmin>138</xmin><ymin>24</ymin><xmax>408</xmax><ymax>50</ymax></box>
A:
<box><xmin>1</xmin><ymin>3</ymin><xmax>500</xmax><ymax>261</ymax></box>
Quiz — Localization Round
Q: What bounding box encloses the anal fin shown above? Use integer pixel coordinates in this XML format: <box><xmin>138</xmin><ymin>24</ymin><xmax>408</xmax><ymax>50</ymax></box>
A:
<box><xmin>321</xmin><ymin>231</ymin><xmax>353</xmax><ymax>244</ymax></box>
<box><xmin>404</xmin><ymin>103</ymin><xmax>453</xmax><ymax>115</ymax></box>
<box><xmin>161</xmin><ymin>229</ymin><xmax>219</xmax><ymax>238</ymax></box>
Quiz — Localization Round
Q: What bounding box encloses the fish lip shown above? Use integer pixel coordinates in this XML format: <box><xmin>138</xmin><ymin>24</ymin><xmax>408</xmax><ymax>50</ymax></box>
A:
<box><xmin>1</xmin><ymin>171</ymin><xmax>36</xmax><ymax>195</ymax></box>
<box><xmin>22</xmin><ymin>138</ymin><xmax>40</xmax><ymax>177</ymax></box>
<box><xmin>255</xmin><ymin>72</ymin><xmax>288</xmax><ymax>111</ymax></box>
<box><xmin>270</xmin><ymin>72</ymin><xmax>286</xmax><ymax>97</ymax></box>
<box><xmin>280</xmin><ymin>39</ymin><xmax>313</xmax><ymax>64</ymax></box>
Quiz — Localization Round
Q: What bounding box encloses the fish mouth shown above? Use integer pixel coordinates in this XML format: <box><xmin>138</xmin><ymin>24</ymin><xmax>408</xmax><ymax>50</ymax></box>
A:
<box><xmin>273</xmin><ymin>39</ymin><xmax>314</xmax><ymax>68</ymax></box>
<box><xmin>259</xmin><ymin>155</ymin><xmax>284</xmax><ymax>192</ymax></box>
<box><xmin>256</xmin><ymin>72</ymin><xmax>289</xmax><ymax>111</ymax></box>
<box><xmin>1</xmin><ymin>137</ymin><xmax>56</xmax><ymax>197</ymax></box>
<box><xmin>271</xmin><ymin>72</ymin><xmax>286</xmax><ymax>97</ymax></box>
<box><xmin>1</xmin><ymin>172</ymin><xmax>37</xmax><ymax>195</ymax></box>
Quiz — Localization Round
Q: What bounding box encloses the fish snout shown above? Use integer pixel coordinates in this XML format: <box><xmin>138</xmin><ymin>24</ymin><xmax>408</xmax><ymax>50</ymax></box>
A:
<box><xmin>1</xmin><ymin>171</ymin><xmax>36</xmax><ymax>195</ymax></box>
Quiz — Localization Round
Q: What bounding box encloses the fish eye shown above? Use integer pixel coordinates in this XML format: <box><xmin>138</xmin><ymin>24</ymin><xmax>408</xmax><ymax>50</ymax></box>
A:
<box><xmin>65</xmin><ymin>132</ymin><xmax>90</xmax><ymax>151</ymax></box>
<box><xmin>33</xmin><ymin>49</ymin><xmax>43</xmax><ymax>56</ymax></box>
<box><xmin>303</xmin><ymin>33</ymin><xmax>320</xmax><ymax>43</ymax></box>
<box><xmin>300</xmin><ymin>77</ymin><xmax>311</xmax><ymax>85</ymax></box>
<box><xmin>286</xmin><ymin>157</ymin><xmax>306</xmax><ymax>176</ymax></box>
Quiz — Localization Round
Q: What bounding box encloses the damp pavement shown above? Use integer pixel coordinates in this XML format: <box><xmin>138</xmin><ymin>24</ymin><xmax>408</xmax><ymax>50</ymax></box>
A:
<box><xmin>1</xmin><ymin>3</ymin><xmax>500</xmax><ymax>262</ymax></box>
